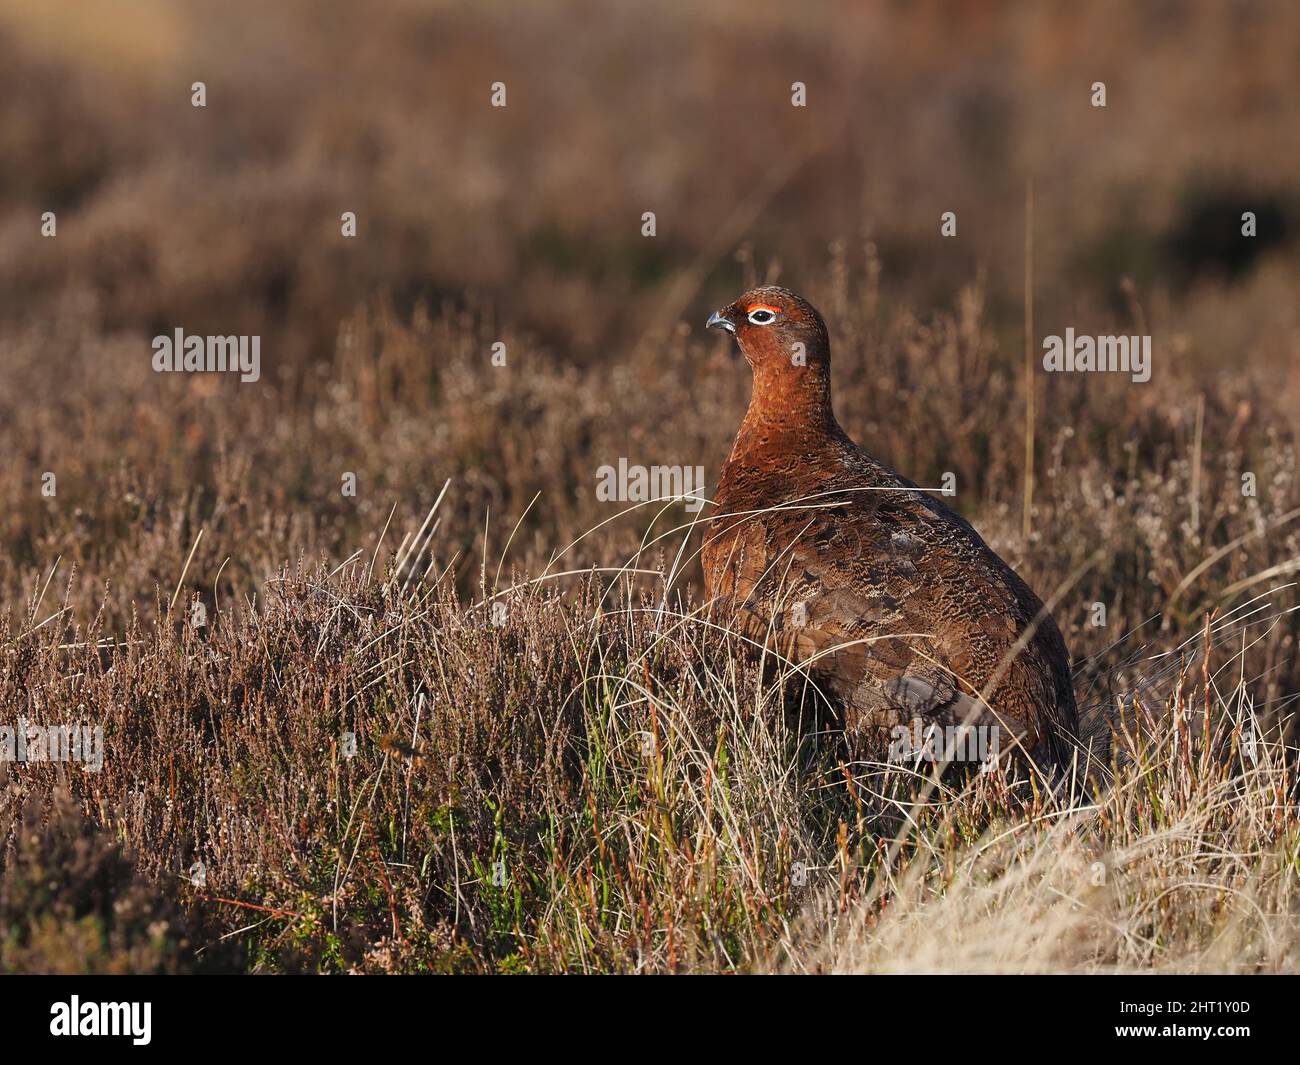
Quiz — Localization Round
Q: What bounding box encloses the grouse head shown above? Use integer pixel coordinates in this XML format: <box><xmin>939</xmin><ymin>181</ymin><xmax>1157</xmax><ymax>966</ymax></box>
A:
<box><xmin>707</xmin><ymin>286</ymin><xmax>830</xmax><ymax>374</ymax></box>
<box><xmin>708</xmin><ymin>286</ymin><xmax>836</xmax><ymax>430</ymax></box>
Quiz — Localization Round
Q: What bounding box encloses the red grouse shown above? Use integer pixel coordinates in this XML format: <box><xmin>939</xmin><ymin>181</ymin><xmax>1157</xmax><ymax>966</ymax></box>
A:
<box><xmin>703</xmin><ymin>286</ymin><xmax>1080</xmax><ymax>774</ymax></box>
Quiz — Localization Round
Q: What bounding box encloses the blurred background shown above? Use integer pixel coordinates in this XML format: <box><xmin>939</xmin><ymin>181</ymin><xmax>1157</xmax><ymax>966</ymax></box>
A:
<box><xmin>0</xmin><ymin>0</ymin><xmax>1297</xmax><ymax>705</ymax></box>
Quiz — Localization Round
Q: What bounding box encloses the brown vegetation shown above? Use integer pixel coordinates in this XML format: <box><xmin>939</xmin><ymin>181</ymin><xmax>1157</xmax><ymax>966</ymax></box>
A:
<box><xmin>0</xmin><ymin>0</ymin><xmax>1297</xmax><ymax>972</ymax></box>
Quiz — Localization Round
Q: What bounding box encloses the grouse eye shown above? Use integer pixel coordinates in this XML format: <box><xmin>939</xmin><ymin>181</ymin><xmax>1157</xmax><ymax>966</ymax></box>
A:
<box><xmin>747</xmin><ymin>308</ymin><xmax>778</xmax><ymax>325</ymax></box>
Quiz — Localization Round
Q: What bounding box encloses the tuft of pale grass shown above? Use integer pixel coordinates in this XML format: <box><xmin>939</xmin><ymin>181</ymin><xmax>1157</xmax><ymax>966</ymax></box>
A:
<box><xmin>778</xmin><ymin>710</ymin><xmax>1299</xmax><ymax>974</ymax></box>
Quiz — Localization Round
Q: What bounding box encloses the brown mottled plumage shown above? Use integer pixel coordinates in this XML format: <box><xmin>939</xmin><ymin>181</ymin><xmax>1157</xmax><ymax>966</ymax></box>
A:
<box><xmin>703</xmin><ymin>286</ymin><xmax>1079</xmax><ymax>773</ymax></box>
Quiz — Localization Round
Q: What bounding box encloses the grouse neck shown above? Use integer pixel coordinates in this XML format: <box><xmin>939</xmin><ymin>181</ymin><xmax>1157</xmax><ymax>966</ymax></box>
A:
<box><xmin>736</xmin><ymin>363</ymin><xmax>840</xmax><ymax>448</ymax></box>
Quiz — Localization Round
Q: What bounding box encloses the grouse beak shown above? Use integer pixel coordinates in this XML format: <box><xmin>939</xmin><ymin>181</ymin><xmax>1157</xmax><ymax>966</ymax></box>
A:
<box><xmin>706</xmin><ymin>309</ymin><xmax>736</xmax><ymax>335</ymax></box>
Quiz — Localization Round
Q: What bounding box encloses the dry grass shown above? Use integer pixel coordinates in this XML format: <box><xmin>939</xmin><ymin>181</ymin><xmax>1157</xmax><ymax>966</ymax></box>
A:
<box><xmin>2</xmin><ymin>558</ymin><xmax>1296</xmax><ymax>973</ymax></box>
<box><xmin>0</xmin><ymin>0</ymin><xmax>1298</xmax><ymax>973</ymax></box>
